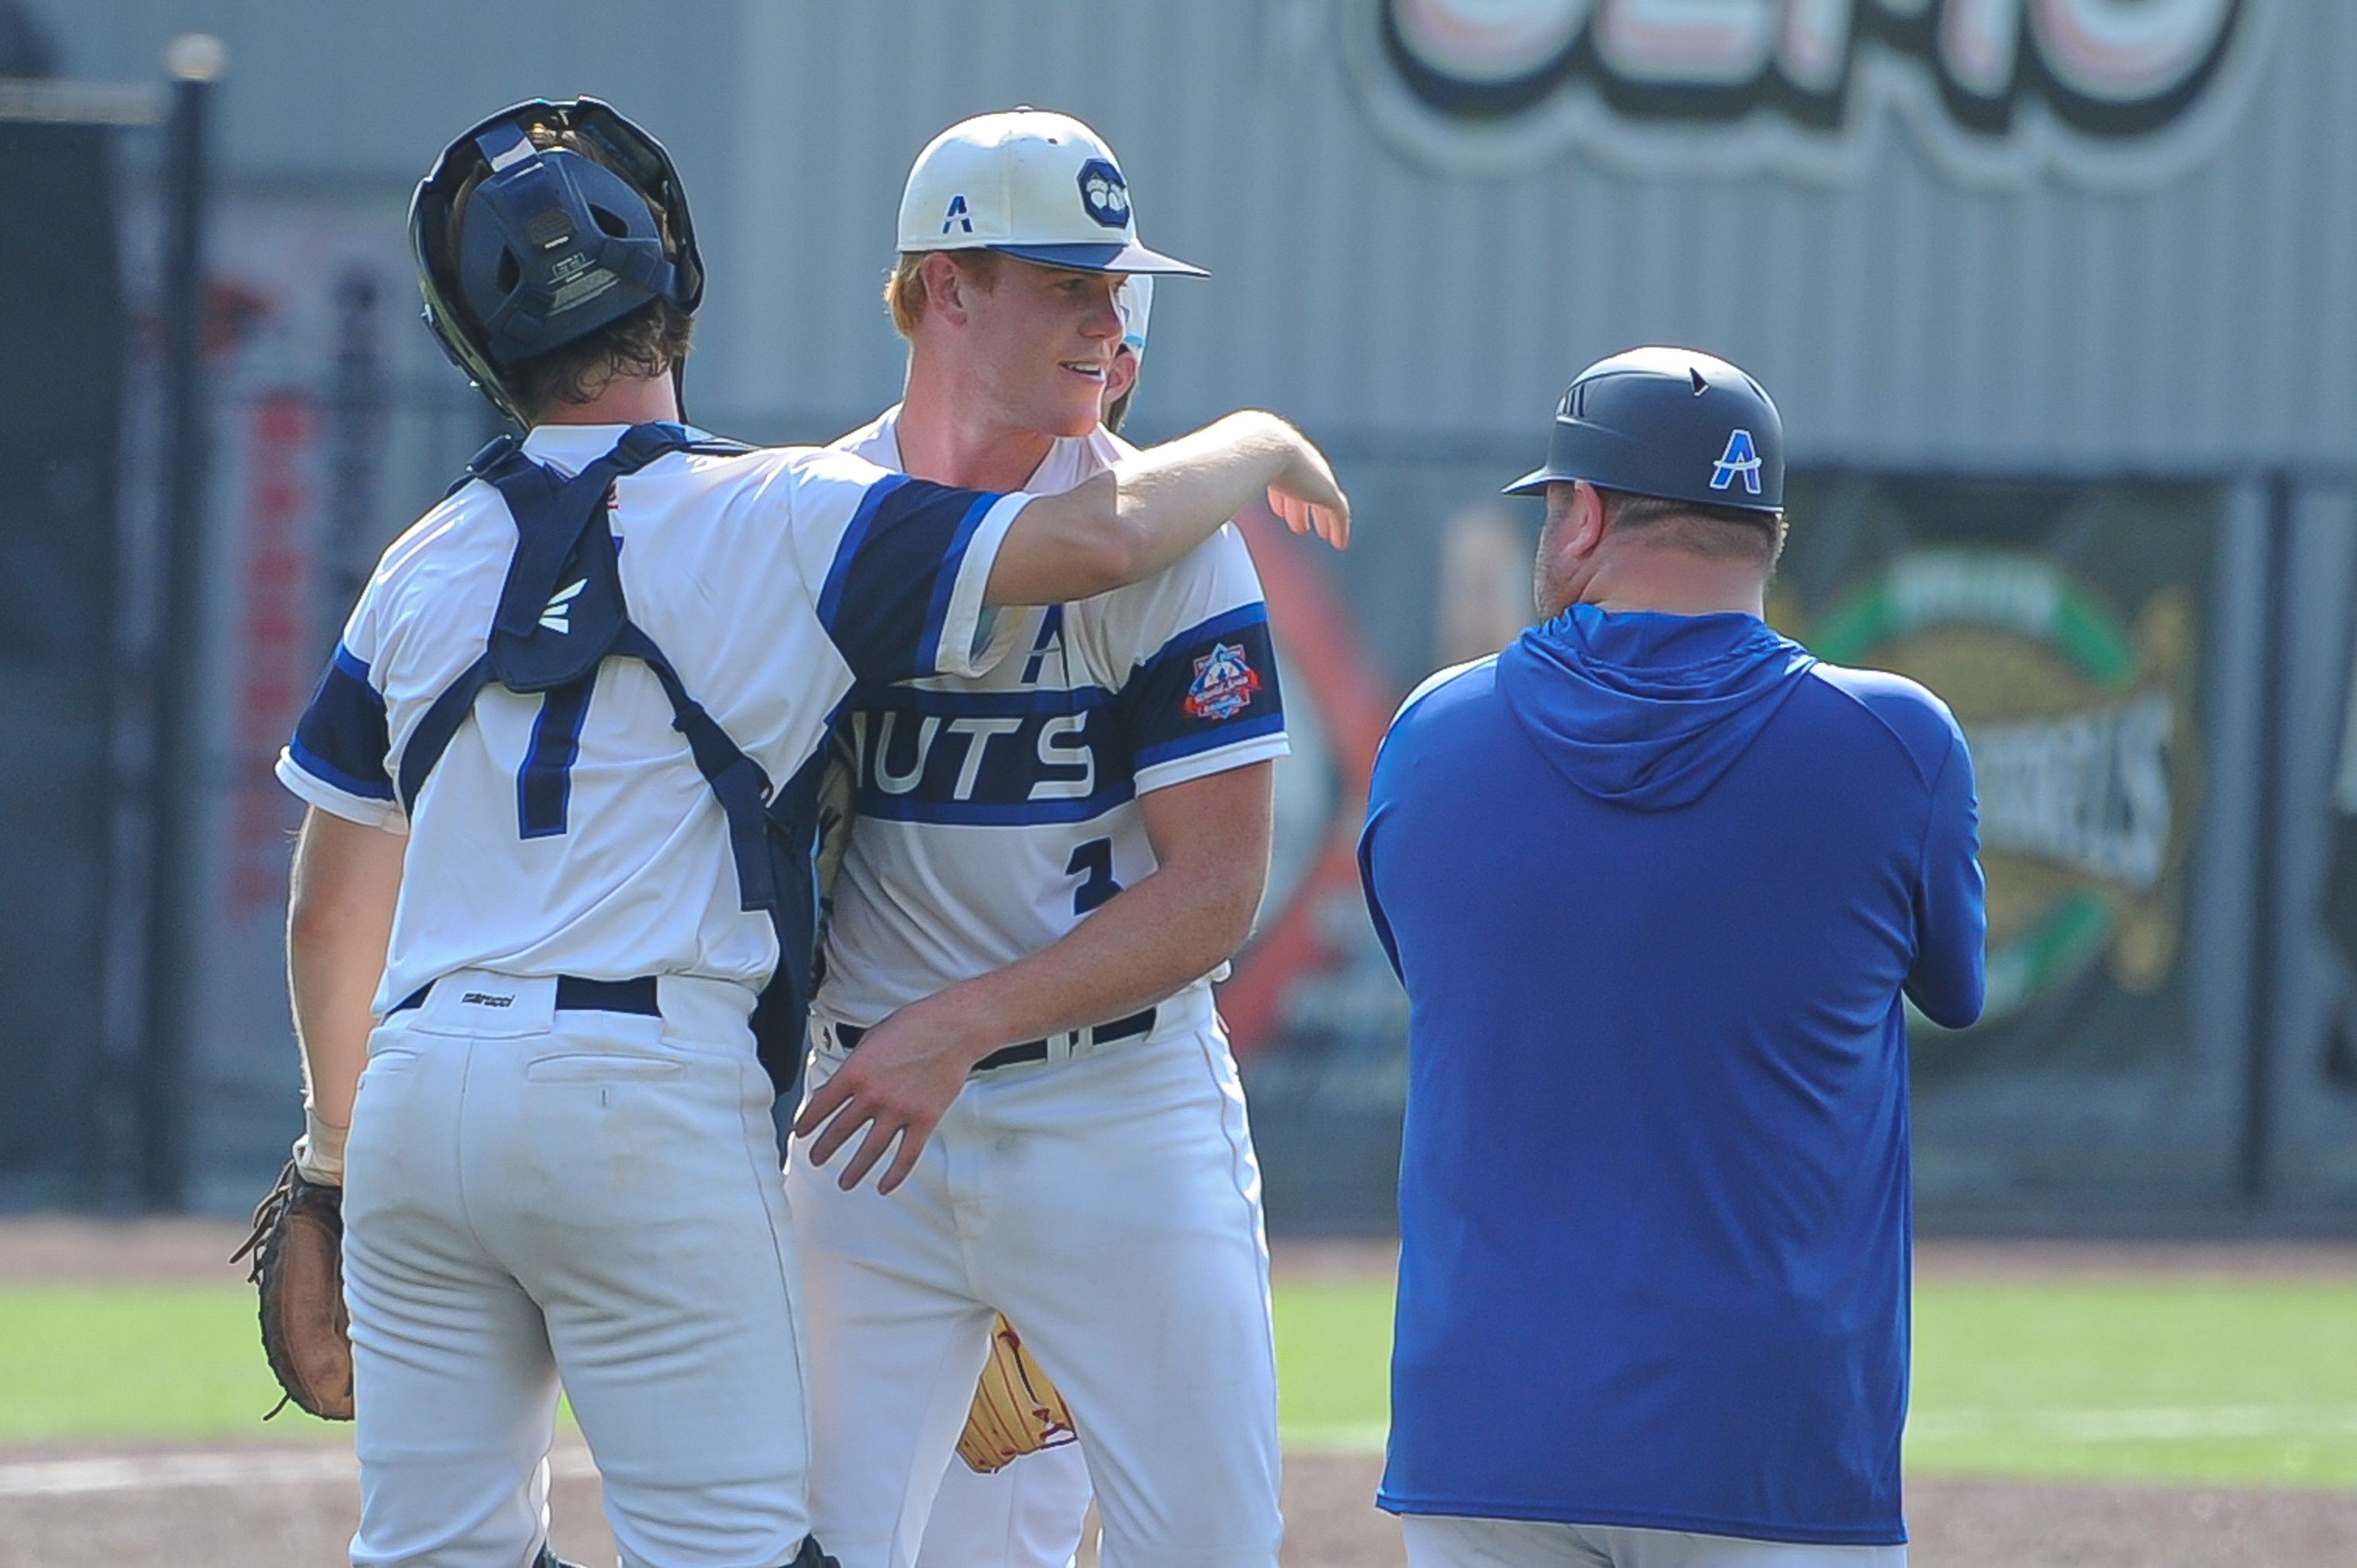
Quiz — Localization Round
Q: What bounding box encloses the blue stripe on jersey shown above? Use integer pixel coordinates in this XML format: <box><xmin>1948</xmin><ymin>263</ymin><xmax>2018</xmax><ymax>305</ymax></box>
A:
<box><xmin>1132</xmin><ymin>709</ymin><xmax>1287</xmax><ymax>772</ymax></box>
<box><xmin>818</xmin><ymin>476</ymin><xmax>1010</xmax><ymax>689</ymax></box>
<box><xmin>918</xmin><ymin>491</ymin><xmax>1000</xmax><ymax>674</ymax></box>
<box><xmin>1117</xmin><ymin>603</ymin><xmax>1284</xmax><ymax>770</ymax></box>
<box><xmin>516</xmin><ymin>678</ymin><xmax>593</xmax><ymax>838</ymax></box>
<box><xmin>1136</xmin><ymin>603</ymin><xmax>1272</xmax><ymax>672</ymax></box>
<box><xmin>869</xmin><ymin>684</ymin><xmax>1115</xmax><ymax>717</ymax></box>
<box><xmin>853</xmin><ymin>782</ymin><xmax>1137</xmax><ymax>826</ymax></box>
<box><xmin>815</xmin><ymin>472</ymin><xmax>908</xmax><ymax>634</ymax></box>
<box><xmin>288</xmin><ymin>644</ymin><xmax>394</xmax><ymax>800</ymax></box>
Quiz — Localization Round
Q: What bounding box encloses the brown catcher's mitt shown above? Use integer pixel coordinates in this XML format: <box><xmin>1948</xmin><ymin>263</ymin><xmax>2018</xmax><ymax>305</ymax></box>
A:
<box><xmin>956</xmin><ymin>1315</ymin><xmax>1078</xmax><ymax>1474</ymax></box>
<box><xmin>229</xmin><ymin>1159</ymin><xmax>354</xmax><ymax>1421</ymax></box>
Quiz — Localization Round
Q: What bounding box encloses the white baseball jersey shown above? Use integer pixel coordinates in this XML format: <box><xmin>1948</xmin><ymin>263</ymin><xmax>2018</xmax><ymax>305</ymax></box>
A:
<box><xmin>276</xmin><ymin>422</ymin><xmax>1031</xmax><ymax>1014</ymax></box>
<box><xmin>815</xmin><ymin>406</ymin><xmax>1287</xmax><ymax>1026</ymax></box>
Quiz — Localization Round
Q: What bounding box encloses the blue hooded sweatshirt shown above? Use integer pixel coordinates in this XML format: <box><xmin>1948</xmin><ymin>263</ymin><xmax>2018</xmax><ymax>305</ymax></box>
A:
<box><xmin>1358</xmin><ymin>605</ymin><xmax>1984</xmax><ymax>1546</ymax></box>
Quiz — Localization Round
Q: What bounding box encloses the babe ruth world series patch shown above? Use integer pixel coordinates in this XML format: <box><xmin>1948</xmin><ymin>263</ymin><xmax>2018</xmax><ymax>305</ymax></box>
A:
<box><xmin>1184</xmin><ymin>642</ymin><xmax>1263</xmax><ymax>722</ymax></box>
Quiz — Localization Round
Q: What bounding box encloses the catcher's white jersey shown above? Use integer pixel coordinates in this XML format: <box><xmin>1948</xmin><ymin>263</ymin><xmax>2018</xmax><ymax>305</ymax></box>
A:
<box><xmin>276</xmin><ymin>423</ymin><xmax>1029</xmax><ymax>1014</ymax></box>
<box><xmin>815</xmin><ymin>406</ymin><xmax>1287</xmax><ymax>1026</ymax></box>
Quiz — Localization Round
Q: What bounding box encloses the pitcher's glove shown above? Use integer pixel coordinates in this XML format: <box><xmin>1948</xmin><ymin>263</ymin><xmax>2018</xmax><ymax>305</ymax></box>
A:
<box><xmin>229</xmin><ymin>1159</ymin><xmax>354</xmax><ymax>1421</ymax></box>
<box><xmin>955</xmin><ymin>1315</ymin><xmax>1078</xmax><ymax>1474</ymax></box>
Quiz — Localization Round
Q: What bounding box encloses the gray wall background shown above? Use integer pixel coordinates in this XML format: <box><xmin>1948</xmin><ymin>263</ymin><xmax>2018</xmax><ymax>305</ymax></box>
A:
<box><xmin>42</xmin><ymin>0</ymin><xmax>2357</xmax><ymax>472</ymax></box>
<box><xmin>23</xmin><ymin>0</ymin><xmax>2357</xmax><ymax>1224</ymax></box>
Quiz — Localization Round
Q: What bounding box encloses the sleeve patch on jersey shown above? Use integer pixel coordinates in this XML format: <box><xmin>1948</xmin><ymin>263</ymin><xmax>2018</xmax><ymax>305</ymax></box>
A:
<box><xmin>1182</xmin><ymin>641</ymin><xmax>1263</xmax><ymax>721</ymax></box>
<box><xmin>1118</xmin><ymin>604</ymin><xmax>1284</xmax><ymax>771</ymax></box>
<box><xmin>819</xmin><ymin>475</ymin><xmax>1011</xmax><ymax>689</ymax></box>
<box><xmin>287</xmin><ymin>644</ymin><xmax>393</xmax><ymax>801</ymax></box>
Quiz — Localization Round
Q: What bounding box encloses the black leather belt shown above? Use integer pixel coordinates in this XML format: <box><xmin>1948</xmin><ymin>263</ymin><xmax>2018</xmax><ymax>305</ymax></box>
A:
<box><xmin>390</xmin><ymin>975</ymin><xmax>662</xmax><ymax>1017</ymax></box>
<box><xmin>836</xmin><ymin>1006</ymin><xmax>1156</xmax><ymax>1073</ymax></box>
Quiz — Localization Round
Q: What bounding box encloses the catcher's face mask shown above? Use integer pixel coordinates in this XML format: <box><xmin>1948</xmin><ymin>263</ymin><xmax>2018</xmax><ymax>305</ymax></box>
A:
<box><xmin>408</xmin><ymin>98</ymin><xmax>705</xmax><ymax>426</ymax></box>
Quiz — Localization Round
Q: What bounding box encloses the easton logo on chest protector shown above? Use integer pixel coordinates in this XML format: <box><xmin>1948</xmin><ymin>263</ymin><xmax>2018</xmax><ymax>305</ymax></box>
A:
<box><xmin>1184</xmin><ymin>643</ymin><xmax>1262</xmax><ymax>721</ymax></box>
<box><xmin>540</xmin><ymin>579</ymin><xmax>585</xmax><ymax>633</ymax></box>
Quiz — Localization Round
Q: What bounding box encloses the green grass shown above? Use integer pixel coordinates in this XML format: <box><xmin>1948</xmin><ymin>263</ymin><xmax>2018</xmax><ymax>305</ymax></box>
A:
<box><xmin>6</xmin><ymin>1277</ymin><xmax>2356</xmax><ymax>1488</ymax></box>
<box><xmin>1907</xmin><ymin>1281</ymin><xmax>2357</xmax><ymax>1486</ymax></box>
<box><xmin>1272</xmin><ymin>1279</ymin><xmax>1396</xmax><ymax>1453</ymax></box>
<box><xmin>1271</xmin><ymin>1276</ymin><xmax>2357</xmax><ymax>1488</ymax></box>
<box><xmin>0</xmin><ymin>1285</ymin><xmax>319</xmax><ymax>1444</ymax></box>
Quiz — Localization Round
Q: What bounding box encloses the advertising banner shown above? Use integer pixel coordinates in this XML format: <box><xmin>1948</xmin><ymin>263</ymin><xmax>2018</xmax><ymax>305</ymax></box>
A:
<box><xmin>176</xmin><ymin>197</ymin><xmax>481</xmax><ymax>1208</ymax></box>
<box><xmin>1771</xmin><ymin>475</ymin><xmax>2237</xmax><ymax>1208</ymax></box>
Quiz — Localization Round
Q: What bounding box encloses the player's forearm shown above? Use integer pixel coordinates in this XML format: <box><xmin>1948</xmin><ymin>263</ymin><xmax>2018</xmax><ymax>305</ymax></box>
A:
<box><xmin>905</xmin><ymin>766</ymin><xmax>1276</xmax><ymax>1057</ymax></box>
<box><xmin>285</xmin><ymin>809</ymin><xmax>404</xmax><ymax>1157</ymax></box>
<box><xmin>985</xmin><ymin>412</ymin><xmax>1304</xmax><ymax>604</ymax></box>
<box><xmin>923</xmin><ymin>859</ymin><xmax>1258</xmax><ymax>1055</ymax></box>
<box><xmin>1103</xmin><ymin>412</ymin><xmax>1306</xmax><ymax>582</ymax></box>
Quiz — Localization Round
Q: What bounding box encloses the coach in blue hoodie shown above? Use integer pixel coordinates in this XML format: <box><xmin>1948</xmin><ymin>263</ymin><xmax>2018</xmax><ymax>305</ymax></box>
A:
<box><xmin>1359</xmin><ymin>349</ymin><xmax>1985</xmax><ymax>1568</ymax></box>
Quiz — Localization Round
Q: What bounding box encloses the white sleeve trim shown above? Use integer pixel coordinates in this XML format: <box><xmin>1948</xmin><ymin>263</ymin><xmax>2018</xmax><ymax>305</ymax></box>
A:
<box><xmin>1134</xmin><ymin>732</ymin><xmax>1291</xmax><ymax>797</ymax></box>
<box><xmin>276</xmin><ymin>750</ymin><xmax>408</xmax><ymax>835</ymax></box>
<box><xmin>934</xmin><ymin>492</ymin><xmax>1032</xmax><ymax>678</ymax></box>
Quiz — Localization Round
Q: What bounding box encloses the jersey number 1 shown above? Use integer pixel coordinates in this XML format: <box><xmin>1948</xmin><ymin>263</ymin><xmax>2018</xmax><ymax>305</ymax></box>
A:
<box><xmin>517</xmin><ymin>684</ymin><xmax>592</xmax><ymax>838</ymax></box>
<box><xmin>1066</xmin><ymin>837</ymin><xmax>1123</xmax><ymax>914</ymax></box>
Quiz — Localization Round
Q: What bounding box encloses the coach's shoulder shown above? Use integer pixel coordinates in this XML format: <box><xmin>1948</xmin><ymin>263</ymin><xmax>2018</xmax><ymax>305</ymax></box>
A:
<box><xmin>1803</xmin><ymin>662</ymin><xmax>1965</xmax><ymax>786</ymax></box>
<box><xmin>1392</xmin><ymin>654</ymin><xmax>1502</xmax><ymax>734</ymax></box>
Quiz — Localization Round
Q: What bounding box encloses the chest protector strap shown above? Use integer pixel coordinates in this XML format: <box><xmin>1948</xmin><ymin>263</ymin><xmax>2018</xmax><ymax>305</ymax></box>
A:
<box><xmin>397</xmin><ymin>423</ymin><xmax>821</xmax><ymax>1092</ymax></box>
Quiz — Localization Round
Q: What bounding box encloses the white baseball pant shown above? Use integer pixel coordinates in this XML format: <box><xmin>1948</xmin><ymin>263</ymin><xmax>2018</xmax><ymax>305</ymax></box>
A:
<box><xmin>915</xmin><ymin>1442</ymin><xmax>1094</xmax><ymax>1567</ymax></box>
<box><xmin>788</xmin><ymin>1010</ymin><xmax>1282</xmax><ymax>1568</ymax></box>
<box><xmin>341</xmin><ymin>971</ymin><xmax>811</xmax><ymax>1568</ymax></box>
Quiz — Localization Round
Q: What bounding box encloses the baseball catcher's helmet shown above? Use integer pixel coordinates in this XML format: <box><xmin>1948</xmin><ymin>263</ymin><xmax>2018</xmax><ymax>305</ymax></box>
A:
<box><xmin>409</xmin><ymin>98</ymin><xmax>703</xmax><ymax>425</ymax></box>
<box><xmin>1506</xmin><ymin>347</ymin><xmax>1784</xmax><ymax>514</ymax></box>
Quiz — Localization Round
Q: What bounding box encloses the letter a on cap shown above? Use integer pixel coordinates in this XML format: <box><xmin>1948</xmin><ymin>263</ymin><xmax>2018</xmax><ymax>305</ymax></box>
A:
<box><xmin>942</xmin><ymin>194</ymin><xmax>972</xmax><ymax>234</ymax></box>
<box><xmin>1710</xmin><ymin>429</ymin><xmax>1762</xmax><ymax>495</ymax></box>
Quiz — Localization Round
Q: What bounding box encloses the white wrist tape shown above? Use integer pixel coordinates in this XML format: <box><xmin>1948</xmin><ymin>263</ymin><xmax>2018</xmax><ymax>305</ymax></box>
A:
<box><xmin>293</xmin><ymin>1107</ymin><xmax>347</xmax><ymax>1186</ymax></box>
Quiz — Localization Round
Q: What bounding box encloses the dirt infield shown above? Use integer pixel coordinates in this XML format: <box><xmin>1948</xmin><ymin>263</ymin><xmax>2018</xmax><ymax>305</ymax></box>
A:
<box><xmin>5</xmin><ymin>1221</ymin><xmax>2355</xmax><ymax>1564</ymax></box>
<box><xmin>2</xmin><ymin>1444</ymin><xmax>2353</xmax><ymax>1567</ymax></box>
<box><xmin>9</xmin><ymin>1219</ymin><xmax>2356</xmax><ymax>1285</ymax></box>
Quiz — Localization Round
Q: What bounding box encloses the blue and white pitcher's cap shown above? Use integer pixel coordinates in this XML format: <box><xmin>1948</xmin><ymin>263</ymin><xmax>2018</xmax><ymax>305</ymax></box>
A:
<box><xmin>896</xmin><ymin>108</ymin><xmax>1207</xmax><ymax>276</ymax></box>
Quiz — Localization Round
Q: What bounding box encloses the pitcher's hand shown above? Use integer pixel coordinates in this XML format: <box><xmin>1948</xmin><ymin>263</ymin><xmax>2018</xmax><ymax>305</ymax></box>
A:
<box><xmin>795</xmin><ymin>998</ymin><xmax>993</xmax><ymax>1194</ymax></box>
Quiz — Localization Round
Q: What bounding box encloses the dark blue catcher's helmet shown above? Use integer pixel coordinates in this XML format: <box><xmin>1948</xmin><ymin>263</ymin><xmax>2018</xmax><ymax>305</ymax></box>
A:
<box><xmin>410</xmin><ymin>98</ymin><xmax>703</xmax><ymax>425</ymax></box>
<box><xmin>1506</xmin><ymin>347</ymin><xmax>1784</xmax><ymax>514</ymax></box>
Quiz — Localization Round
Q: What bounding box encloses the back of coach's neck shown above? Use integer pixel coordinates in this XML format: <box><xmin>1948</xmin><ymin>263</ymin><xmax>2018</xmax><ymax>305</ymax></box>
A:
<box><xmin>1576</xmin><ymin>542</ymin><xmax>1768</xmax><ymax>620</ymax></box>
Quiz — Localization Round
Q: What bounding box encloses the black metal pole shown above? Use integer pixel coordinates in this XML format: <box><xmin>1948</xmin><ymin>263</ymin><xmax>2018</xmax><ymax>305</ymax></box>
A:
<box><xmin>139</xmin><ymin>36</ymin><xmax>223</xmax><ymax>1210</ymax></box>
<box><xmin>2240</xmin><ymin>473</ymin><xmax>2294</xmax><ymax>1209</ymax></box>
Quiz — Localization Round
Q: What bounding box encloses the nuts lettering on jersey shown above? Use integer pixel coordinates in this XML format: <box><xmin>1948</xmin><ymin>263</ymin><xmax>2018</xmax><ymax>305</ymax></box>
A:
<box><xmin>947</xmin><ymin>717</ymin><xmax>1023</xmax><ymax>799</ymax></box>
<box><xmin>843</xmin><ymin>698</ymin><xmax>1120</xmax><ymax>821</ymax></box>
<box><xmin>869</xmin><ymin>713</ymin><xmax>940</xmax><ymax>797</ymax></box>
<box><xmin>1031</xmin><ymin>714</ymin><xmax>1095</xmax><ymax>801</ymax></box>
